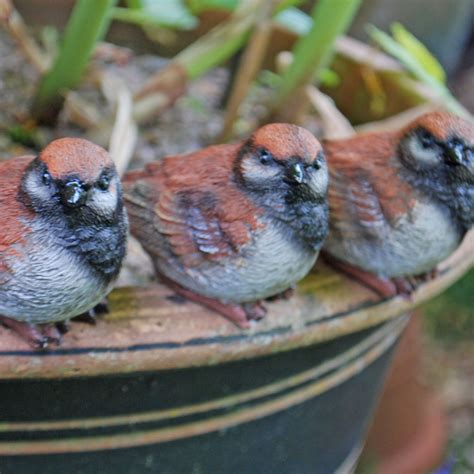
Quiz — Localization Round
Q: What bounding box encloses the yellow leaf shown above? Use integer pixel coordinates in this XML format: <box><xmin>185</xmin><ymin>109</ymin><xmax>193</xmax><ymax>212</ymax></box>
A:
<box><xmin>391</xmin><ymin>22</ymin><xmax>446</xmax><ymax>84</ymax></box>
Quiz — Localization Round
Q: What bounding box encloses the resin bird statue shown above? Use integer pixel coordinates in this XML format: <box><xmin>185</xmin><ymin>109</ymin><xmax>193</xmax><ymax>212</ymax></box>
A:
<box><xmin>323</xmin><ymin>111</ymin><xmax>474</xmax><ymax>297</ymax></box>
<box><xmin>124</xmin><ymin>123</ymin><xmax>329</xmax><ymax>328</ymax></box>
<box><xmin>0</xmin><ymin>138</ymin><xmax>128</xmax><ymax>348</ymax></box>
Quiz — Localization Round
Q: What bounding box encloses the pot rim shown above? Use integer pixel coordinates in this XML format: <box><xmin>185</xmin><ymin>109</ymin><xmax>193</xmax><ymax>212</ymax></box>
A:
<box><xmin>0</xmin><ymin>231</ymin><xmax>471</xmax><ymax>380</ymax></box>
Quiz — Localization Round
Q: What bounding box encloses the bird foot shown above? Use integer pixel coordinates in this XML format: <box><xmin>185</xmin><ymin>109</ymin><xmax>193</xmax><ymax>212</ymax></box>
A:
<box><xmin>391</xmin><ymin>277</ymin><xmax>417</xmax><ymax>297</ymax></box>
<box><xmin>323</xmin><ymin>254</ymin><xmax>419</xmax><ymax>299</ymax></box>
<box><xmin>161</xmin><ymin>277</ymin><xmax>267</xmax><ymax>329</ymax></box>
<box><xmin>265</xmin><ymin>286</ymin><xmax>295</xmax><ymax>302</ymax></box>
<box><xmin>391</xmin><ymin>268</ymin><xmax>439</xmax><ymax>297</ymax></box>
<box><xmin>72</xmin><ymin>299</ymin><xmax>109</xmax><ymax>325</ymax></box>
<box><xmin>242</xmin><ymin>302</ymin><xmax>267</xmax><ymax>322</ymax></box>
<box><xmin>0</xmin><ymin>316</ymin><xmax>63</xmax><ymax>349</ymax></box>
<box><xmin>414</xmin><ymin>268</ymin><xmax>439</xmax><ymax>284</ymax></box>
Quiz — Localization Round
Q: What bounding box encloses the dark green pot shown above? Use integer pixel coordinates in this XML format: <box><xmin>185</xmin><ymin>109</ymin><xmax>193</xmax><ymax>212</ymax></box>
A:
<box><xmin>0</xmin><ymin>313</ymin><xmax>405</xmax><ymax>473</ymax></box>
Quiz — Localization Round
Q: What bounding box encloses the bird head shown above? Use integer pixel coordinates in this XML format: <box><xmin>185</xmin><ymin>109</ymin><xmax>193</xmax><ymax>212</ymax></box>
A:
<box><xmin>399</xmin><ymin>111</ymin><xmax>474</xmax><ymax>228</ymax></box>
<box><xmin>399</xmin><ymin>111</ymin><xmax>474</xmax><ymax>184</ymax></box>
<box><xmin>22</xmin><ymin>138</ymin><xmax>123</xmax><ymax>223</ymax></box>
<box><xmin>236</xmin><ymin>123</ymin><xmax>328</xmax><ymax>202</ymax></box>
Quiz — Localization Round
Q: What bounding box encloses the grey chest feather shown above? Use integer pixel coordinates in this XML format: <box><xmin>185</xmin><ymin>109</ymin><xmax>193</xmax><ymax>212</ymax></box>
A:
<box><xmin>325</xmin><ymin>200</ymin><xmax>462</xmax><ymax>277</ymax></box>
<box><xmin>156</xmin><ymin>219</ymin><xmax>318</xmax><ymax>303</ymax></box>
<box><xmin>0</xmin><ymin>227</ymin><xmax>112</xmax><ymax>324</ymax></box>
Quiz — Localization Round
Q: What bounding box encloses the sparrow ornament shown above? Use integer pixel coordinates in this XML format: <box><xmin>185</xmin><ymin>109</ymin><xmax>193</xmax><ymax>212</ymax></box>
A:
<box><xmin>323</xmin><ymin>111</ymin><xmax>474</xmax><ymax>297</ymax></box>
<box><xmin>0</xmin><ymin>138</ymin><xmax>128</xmax><ymax>347</ymax></box>
<box><xmin>124</xmin><ymin>123</ymin><xmax>329</xmax><ymax>328</ymax></box>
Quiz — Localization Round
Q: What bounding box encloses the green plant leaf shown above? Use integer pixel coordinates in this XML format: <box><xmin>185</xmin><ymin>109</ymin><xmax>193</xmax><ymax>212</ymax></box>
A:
<box><xmin>274</xmin><ymin>0</ymin><xmax>305</xmax><ymax>14</ymax></box>
<box><xmin>274</xmin><ymin>7</ymin><xmax>311</xmax><ymax>36</ymax></box>
<box><xmin>113</xmin><ymin>0</ymin><xmax>198</xmax><ymax>30</ymax></box>
<box><xmin>272</xmin><ymin>0</ymin><xmax>363</xmax><ymax>119</ymax></box>
<box><xmin>7</xmin><ymin>125</ymin><xmax>38</xmax><ymax>148</ymax></box>
<box><xmin>368</xmin><ymin>24</ymin><xmax>471</xmax><ymax>120</ymax></box>
<box><xmin>391</xmin><ymin>22</ymin><xmax>446</xmax><ymax>84</ymax></box>
<box><xmin>257</xmin><ymin>70</ymin><xmax>282</xmax><ymax>88</ymax></box>
<box><xmin>32</xmin><ymin>0</ymin><xmax>118</xmax><ymax>123</ymax></box>
<box><xmin>187</xmin><ymin>0</ymin><xmax>304</xmax><ymax>15</ymax></box>
<box><xmin>187</xmin><ymin>0</ymin><xmax>238</xmax><ymax>14</ymax></box>
<box><xmin>319</xmin><ymin>68</ymin><xmax>340</xmax><ymax>87</ymax></box>
<box><xmin>125</xmin><ymin>0</ymin><xmax>142</xmax><ymax>9</ymax></box>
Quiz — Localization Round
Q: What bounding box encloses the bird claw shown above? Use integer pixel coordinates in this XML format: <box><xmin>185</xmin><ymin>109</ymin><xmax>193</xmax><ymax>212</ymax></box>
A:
<box><xmin>391</xmin><ymin>268</ymin><xmax>439</xmax><ymax>298</ymax></box>
<box><xmin>322</xmin><ymin>253</ymin><xmax>438</xmax><ymax>299</ymax></box>
<box><xmin>243</xmin><ymin>302</ymin><xmax>267</xmax><ymax>321</ymax></box>
<box><xmin>265</xmin><ymin>286</ymin><xmax>295</xmax><ymax>302</ymax></box>
<box><xmin>391</xmin><ymin>277</ymin><xmax>417</xmax><ymax>299</ymax></box>
<box><xmin>0</xmin><ymin>316</ymin><xmax>63</xmax><ymax>349</ymax></box>
<box><xmin>204</xmin><ymin>301</ymin><xmax>267</xmax><ymax>329</ymax></box>
<box><xmin>73</xmin><ymin>299</ymin><xmax>109</xmax><ymax>324</ymax></box>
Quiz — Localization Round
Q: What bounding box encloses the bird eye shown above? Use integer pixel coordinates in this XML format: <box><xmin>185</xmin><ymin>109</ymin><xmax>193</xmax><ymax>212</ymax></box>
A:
<box><xmin>42</xmin><ymin>171</ymin><xmax>52</xmax><ymax>186</ymax></box>
<box><xmin>419</xmin><ymin>129</ymin><xmax>436</xmax><ymax>149</ymax></box>
<box><xmin>313</xmin><ymin>154</ymin><xmax>324</xmax><ymax>170</ymax></box>
<box><xmin>258</xmin><ymin>149</ymin><xmax>273</xmax><ymax>165</ymax></box>
<box><xmin>97</xmin><ymin>174</ymin><xmax>110</xmax><ymax>191</ymax></box>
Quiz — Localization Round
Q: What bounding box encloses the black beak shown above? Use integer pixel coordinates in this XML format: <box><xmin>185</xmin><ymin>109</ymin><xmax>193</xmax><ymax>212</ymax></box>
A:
<box><xmin>61</xmin><ymin>180</ymin><xmax>88</xmax><ymax>208</ymax></box>
<box><xmin>284</xmin><ymin>162</ymin><xmax>306</xmax><ymax>185</ymax></box>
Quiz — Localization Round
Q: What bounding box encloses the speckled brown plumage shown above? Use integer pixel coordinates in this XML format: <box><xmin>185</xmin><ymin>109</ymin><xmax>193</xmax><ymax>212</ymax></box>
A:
<box><xmin>0</xmin><ymin>157</ymin><xmax>34</xmax><ymax>282</ymax></box>
<box><xmin>323</xmin><ymin>111</ymin><xmax>474</xmax><ymax>297</ymax></box>
<box><xmin>124</xmin><ymin>123</ymin><xmax>329</xmax><ymax>328</ymax></box>
<box><xmin>0</xmin><ymin>139</ymin><xmax>128</xmax><ymax>348</ymax></box>
<box><xmin>125</xmin><ymin>143</ymin><xmax>262</xmax><ymax>268</ymax></box>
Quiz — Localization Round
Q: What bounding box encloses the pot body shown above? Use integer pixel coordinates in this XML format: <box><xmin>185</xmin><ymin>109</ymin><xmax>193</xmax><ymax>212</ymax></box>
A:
<box><xmin>0</xmin><ymin>318</ymin><xmax>403</xmax><ymax>474</ymax></box>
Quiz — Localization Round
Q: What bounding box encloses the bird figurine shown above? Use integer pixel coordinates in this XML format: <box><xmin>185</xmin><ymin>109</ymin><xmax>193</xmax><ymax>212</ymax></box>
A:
<box><xmin>0</xmin><ymin>138</ymin><xmax>128</xmax><ymax>348</ymax></box>
<box><xmin>323</xmin><ymin>111</ymin><xmax>474</xmax><ymax>297</ymax></box>
<box><xmin>124</xmin><ymin>123</ymin><xmax>329</xmax><ymax>328</ymax></box>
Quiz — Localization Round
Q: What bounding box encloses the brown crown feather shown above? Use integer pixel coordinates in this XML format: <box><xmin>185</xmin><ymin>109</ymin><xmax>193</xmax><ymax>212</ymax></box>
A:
<box><xmin>250</xmin><ymin>123</ymin><xmax>323</xmax><ymax>164</ymax></box>
<box><xmin>39</xmin><ymin>138</ymin><xmax>113</xmax><ymax>182</ymax></box>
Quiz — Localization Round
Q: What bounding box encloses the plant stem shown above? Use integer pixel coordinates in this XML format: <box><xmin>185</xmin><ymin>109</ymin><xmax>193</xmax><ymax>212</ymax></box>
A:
<box><xmin>217</xmin><ymin>0</ymin><xmax>275</xmax><ymax>142</ymax></box>
<box><xmin>32</xmin><ymin>0</ymin><xmax>117</xmax><ymax>124</ymax></box>
<box><xmin>0</xmin><ymin>0</ymin><xmax>50</xmax><ymax>74</ymax></box>
<box><xmin>176</xmin><ymin>0</ymin><xmax>258</xmax><ymax>79</ymax></box>
<box><xmin>270</xmin><ymin>0</ymin><xmax>361</xmax><ymax>122</ymax></box>
<box><xmin>125</xmin><ymin>0</ymin><xmax>142</xmax><ymax>8</ymax></box>
<box><xmin>132</xmin><ymin>0</ymin><xmax>295</xmax><ymax>124</ymax></box>
<box><xmin>133</xmin><ymin>0</ymin><xmax>264</xmax><ymax>123</ymax></box>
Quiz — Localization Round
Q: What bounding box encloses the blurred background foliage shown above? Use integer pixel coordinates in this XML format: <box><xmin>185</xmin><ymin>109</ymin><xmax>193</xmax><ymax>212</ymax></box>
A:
<box><xmin>423</xmin><ymin>269</ymin><xmax>474</xmax><ymax>345</ymax></box>
<box><xmin>7</xmin><ymin>0</ymin><xmax>468</xmax><ymax>128</ymax></box>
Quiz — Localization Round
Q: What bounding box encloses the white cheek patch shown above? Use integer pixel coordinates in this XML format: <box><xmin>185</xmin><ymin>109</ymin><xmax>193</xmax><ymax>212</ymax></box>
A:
<box><xmin>407</xmin><ymin>135</ymin><xmax>441</xmax><ymax>167</ymax></box>
<box><xmin>241</xmin><ymin>157</ymin><xmax>281</xmax><ymax>182</ymax></box>
<box><xmin>88</xmin><ymin>186</ymin><xmax>119</xmax><ymax>217</ymax></box>
<box><xmin>24</xmin><ymin>172</ymin><xmax>53</xmax><ymax>202</ymax></box>
<box><xmin>307</xmin><ymin>163</ymin><xmax>328</xmax><ymax>195</ymax></box>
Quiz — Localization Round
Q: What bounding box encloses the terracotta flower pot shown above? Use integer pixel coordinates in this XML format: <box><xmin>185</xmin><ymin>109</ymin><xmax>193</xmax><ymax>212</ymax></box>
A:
<box><xmin>361</xmin><ymin>314</ymin><xmax>447</xmax><ymax>474</ymax></box>
<box><xmin>0</xmin><ymin>317</ymin><xmax>403</xmax><ymax>473</ymax></box>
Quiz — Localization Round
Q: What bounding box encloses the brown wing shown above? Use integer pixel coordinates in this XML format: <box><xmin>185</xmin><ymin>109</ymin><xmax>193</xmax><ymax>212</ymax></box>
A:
<box><xmin>325</xmin><ymin>134</ymin><xmax>416</xmax><ymax>241</ymax></box>
<box><xmin>123</xmin><ymin>145</ymin><xmax>262</xmax><ymax>267</ymax></box>
<box><xmin>0</xmin><ymin>156</ymin><xmax>35</xmax><ymax>283</ymax></box>
<box><xmin>328</xmin><ymin>167</ymin><xmax>387</xmax><ymax>240</ymax></box>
